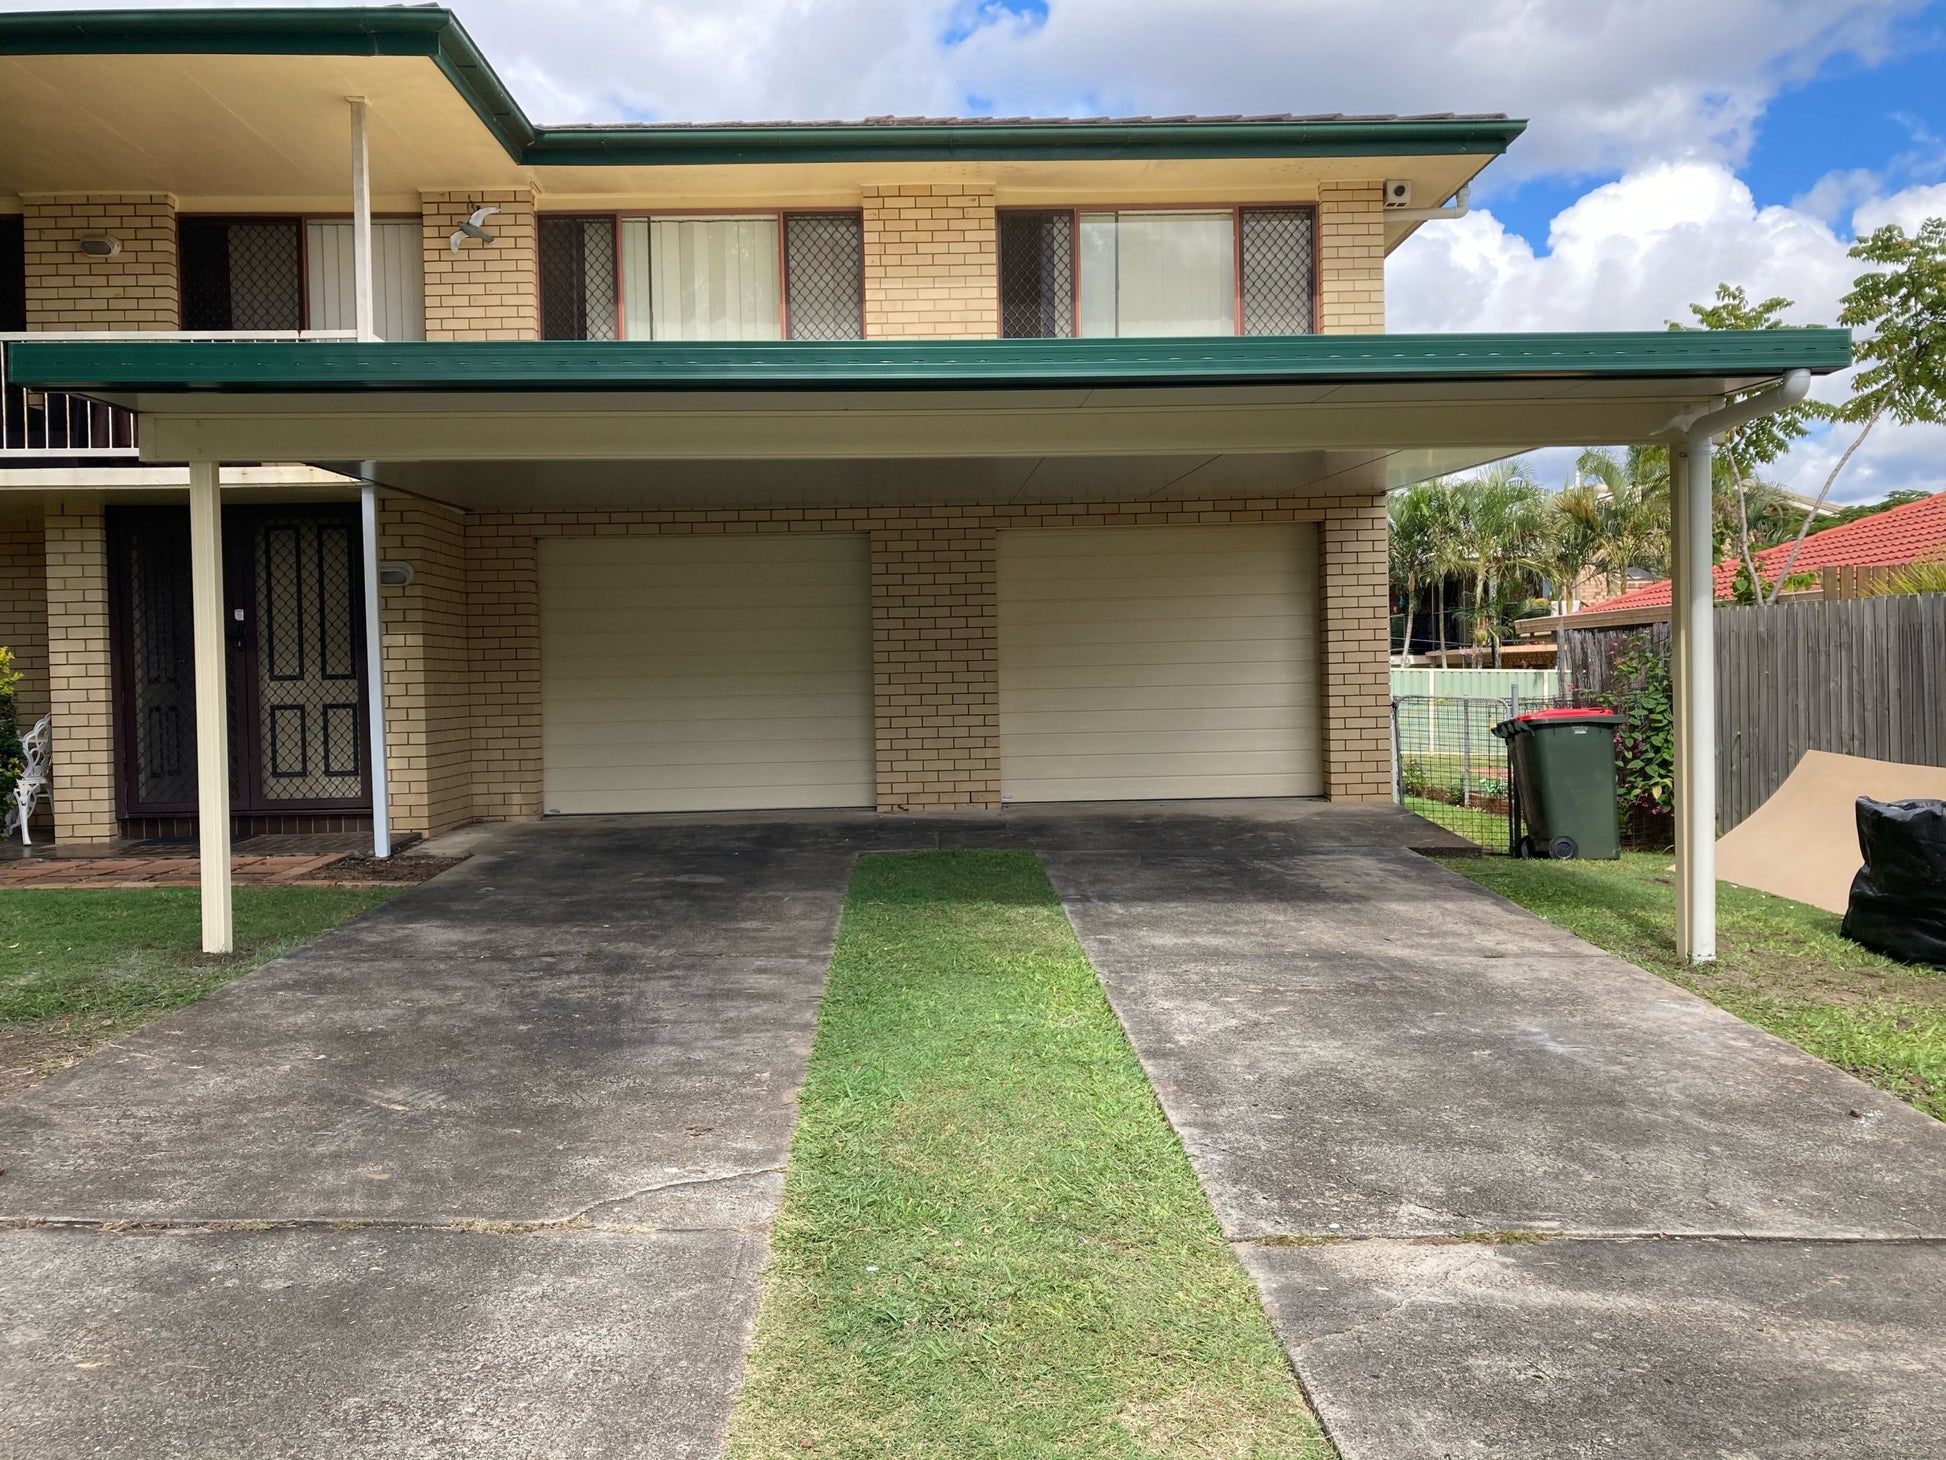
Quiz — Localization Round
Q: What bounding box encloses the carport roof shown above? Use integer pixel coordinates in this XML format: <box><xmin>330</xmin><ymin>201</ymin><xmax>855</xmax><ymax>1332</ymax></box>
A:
<box><xmin>6</xmin><ymin>330</ymin><xmax>1854</xmax><ymax>396</ymax></box>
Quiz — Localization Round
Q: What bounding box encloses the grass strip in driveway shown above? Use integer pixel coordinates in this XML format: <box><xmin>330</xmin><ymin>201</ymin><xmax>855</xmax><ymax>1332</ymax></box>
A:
<box><xmin>0</xmin><ymin>886</ymin><xmax>400</xmax><ymax>1098</ymax></box>
<box><xmin>728</xmin><ymin>849</ymin><xmax>1331</xmax><ymax>1460</ymax></box>
<box><xmin>1452</xmin><ymin>853</ymin><xmax>1945</xmax><ymax>1122</ymax></box>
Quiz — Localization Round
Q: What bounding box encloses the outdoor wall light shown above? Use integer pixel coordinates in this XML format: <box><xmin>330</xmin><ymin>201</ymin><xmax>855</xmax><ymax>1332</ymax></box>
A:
<box><xmin>377</xmin><ymin>561</ymin><xmax>414</xmax><ymax>587</ymax></box>
<box><xmin>77</xmin><ymin>236</ymin><xmax>121</xmax><ymax>258</ymax></box>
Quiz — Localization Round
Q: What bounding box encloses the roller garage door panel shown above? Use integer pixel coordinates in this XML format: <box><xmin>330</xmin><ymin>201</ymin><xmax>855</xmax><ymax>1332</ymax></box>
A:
<box><xmin>541</xmin><ymin>535</ymin><xmax>873</xmax><ymax>813</ymax></box>
<box><xmin>998</xmin><ymin>524</ymin><xmax>1322</xmax><ymax>802</ymax></box>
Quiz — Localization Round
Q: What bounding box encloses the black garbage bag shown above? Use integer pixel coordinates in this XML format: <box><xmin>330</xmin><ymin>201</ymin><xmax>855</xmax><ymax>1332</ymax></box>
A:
<box><xmin>1840</xmin><ymin>797</ymin><xmax>1946</xmax><ymax>970</ymax></box>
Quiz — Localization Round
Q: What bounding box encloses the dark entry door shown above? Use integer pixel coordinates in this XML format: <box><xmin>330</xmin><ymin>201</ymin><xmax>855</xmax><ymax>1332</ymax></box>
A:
<box><xmin>110</xmin><ymin>505</ymin><xmax>370</xmax><ymax>819</ymax></box>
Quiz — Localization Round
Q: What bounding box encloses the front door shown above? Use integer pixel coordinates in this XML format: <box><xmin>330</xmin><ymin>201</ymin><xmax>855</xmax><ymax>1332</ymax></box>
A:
<box><xmin>110</xmin><ymin>505</ymin><xmax>370</xmax><ymax>820</ymax></box>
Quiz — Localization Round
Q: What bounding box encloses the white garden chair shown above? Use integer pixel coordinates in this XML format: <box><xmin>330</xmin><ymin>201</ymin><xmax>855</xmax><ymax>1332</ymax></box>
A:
<box><xmin>5</xmin><ymin>715</ymin><xmax>50</xmax><ymax>846</ymax></box>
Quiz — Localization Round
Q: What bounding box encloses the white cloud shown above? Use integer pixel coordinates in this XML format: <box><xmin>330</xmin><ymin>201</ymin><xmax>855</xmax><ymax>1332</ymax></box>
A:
<box><xmin>1389</xmin><ymin>162</ymin><xmax>1946</xmax><ymax>502</ymax></box>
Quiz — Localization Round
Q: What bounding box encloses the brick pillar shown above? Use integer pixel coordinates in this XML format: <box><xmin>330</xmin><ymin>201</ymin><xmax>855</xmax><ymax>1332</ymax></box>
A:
<box><xmin>43</xmin><ymin>502</ymin><xmax>118</xmax><ymax>842</ymax></box>
<box><xmin>862</xmin><ymin>184</ymin><xmax>999</xmax><ymax>339</ymax></box>
<box><xmin>421</xmin><ymin>189</ymin><xmax>537</xmax><ymax>341</ymax></box>
<box><xmin>1321</xmin><ymin>494</ymin><xmax>1392</xmax><ymax>801</ymax></box>
<box><xmin>377</xmin><ymin>500</ymin><xmax>473</xmax><ymax>838</ymax></box>
<box><xmin>464</xmin><ymin>518</ymin><xmax>543</xmax><ymax>821</ymax></box>
<box><xmin>22</xmin><ymin>194</ymin><xmax>180</xmax><ymax>331</ymax></box>
<box><xmin>1318</xmin><ymin>180</ymin><xmax>1385</xmax><ymax>335</ymax></box>
<box><xmin>870</xmin><ymin>517</ymin><xmax>1000</xmax><ymax>810</ymax></box>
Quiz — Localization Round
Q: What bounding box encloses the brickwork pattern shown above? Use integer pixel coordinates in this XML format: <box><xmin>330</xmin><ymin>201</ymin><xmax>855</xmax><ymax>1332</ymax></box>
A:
<box><xmin>22</xmin><ymin>194</ymin><xmax>180</xmax><ymax>331</ymax></box>
<box><xmin>862</xmin><ymin>184</ymin><xmax>999</xmax><ymax>338</ymax></box>
<box><xmin>466</xmin><ymin>494</ymin><xmax>1391</xmax><ymax>817</ymax></box>
<box><xmin>378</xmin><ymin>501</ymin><xmax>474</xmax><ymax>838</ymax></box>
<box><xmin>42</xmin><ymin>503</ymin><xmax>118</xmax><ymax>842</ymax></box>
<box><xmin>421</xmin><ymin>189</ymin><xmax>537</xmax><ymax>341</ymax></box>
<box><xmin>1321</xmin><ymin>494</ymin><xmax>1394</xmax><ymax>801</ymax></box>
<box><xmin>1318</xmin><ymin>180</ymin><xmax>1386</xmax><ymax>335</ymax></box>
<box><xmin>871</xmin><ymin>522</ymin><xmax>997</xmax><ymax>809</ymax></box>
<box><xmin>0</xmin><ymin>516</ymin><xmax>50</xmax><ymax>729</ymax></box>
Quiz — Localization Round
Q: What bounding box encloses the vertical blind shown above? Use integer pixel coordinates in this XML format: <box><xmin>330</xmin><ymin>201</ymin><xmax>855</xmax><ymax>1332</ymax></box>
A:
<box><xmin>621</xmin><ymin>216</ymin><xmax>781</xmax><ymax>341</ymax></box>
<box><xmin>1078</xmin><ymin>211</ymin><xmax>1235</xmax><ymax>338</ymax></box>
<box><xmin>304</xmin><ymin>221</ymin><xmax>426</xmax><ymax>340</ymax></box>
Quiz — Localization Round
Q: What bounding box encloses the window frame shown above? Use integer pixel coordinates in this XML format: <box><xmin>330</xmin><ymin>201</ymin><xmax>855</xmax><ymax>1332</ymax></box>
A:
<box><xmin>995</xmin><ymin>203</ymin><xmax>1321</xmax><ymax>339</ymax></box>
<box><xmin>544</xmin><ymin>208</ymin><xmax>866</xmax><ymax>342</ymax></box>
<box><xmin>176</xmin><ymin>212</ymin><xmax>420</xmax><ymax>334</ymax></box>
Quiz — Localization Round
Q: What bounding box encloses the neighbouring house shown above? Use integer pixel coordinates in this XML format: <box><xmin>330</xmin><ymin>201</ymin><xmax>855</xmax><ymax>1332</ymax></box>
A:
<box><xmin>0</xmin><ymin>7</ymin><xmax>1847</xmax><ymax>954</ymax></box>
<box><xmin>1516</xmin><ymin>490</ymin><xmax>1946</xmax><ymax>633</ymax></box>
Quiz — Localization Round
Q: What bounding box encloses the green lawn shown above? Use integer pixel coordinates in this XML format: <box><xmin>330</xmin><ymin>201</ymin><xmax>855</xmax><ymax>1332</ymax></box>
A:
<box><xmin>1452</xmin><ymin>854</ymin><xmax>1946</xmax><ymax>1122</ymax></box>
<box><xmin>0</xmin><ymin>886</ymin><xmax>399</xmax><ymax>1095</ymax></box>
<box><xmin>728</xmin><ymin>850</ymin><xmax>1330</xmax><ymax>1460</ymax></box>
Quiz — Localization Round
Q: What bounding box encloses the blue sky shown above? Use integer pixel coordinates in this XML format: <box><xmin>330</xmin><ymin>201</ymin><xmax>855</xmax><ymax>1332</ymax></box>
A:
<box><xmin>1486</xmin><ymin>10</ymin><xmax>1946</xmax><ymax>252</ymax></box>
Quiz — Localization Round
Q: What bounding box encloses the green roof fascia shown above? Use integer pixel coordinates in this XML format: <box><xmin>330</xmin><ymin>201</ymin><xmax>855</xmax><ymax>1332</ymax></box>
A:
<box><xmin>5</xmin><ymin>332</ymin><xmax>1854</xmax><ymax>396</ymax></box>
<box><xmin>0</xmin><ymin>8</ymin><xmax>1523</xmax><ymax>166</ymax></box>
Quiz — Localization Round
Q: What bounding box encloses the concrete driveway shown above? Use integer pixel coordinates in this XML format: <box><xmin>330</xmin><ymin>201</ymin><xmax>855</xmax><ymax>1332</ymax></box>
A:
<box><xmin>0</xmin><ymin>819</ymin><xmax>859</xmax><ymax>1460</ymax></box>
<box><xmin>1047</xmin><ymin>845</ymin><xmax>1946</xmax><ymax>1460</ymax></box>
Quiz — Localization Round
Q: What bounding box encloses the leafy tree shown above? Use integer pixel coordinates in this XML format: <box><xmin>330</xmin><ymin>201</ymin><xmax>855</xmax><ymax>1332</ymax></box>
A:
<box><xmin>1762</xmin><ymin>217</ymin><xmax>1946</xmax><ymax>601</ymax></box>
<box><xmin>1388</xmin><ymin>481</ymin><xmax>1441</xmax><ymax>657</ymax></box>
<box><xmin>1445</xmin><ymin>462</ymin><xmax>1548</xmax><ymax>666</ymax></box>
<box><xmin>1825</xmin><ymin>487</ymin><xmax>1933</xmax><ymax>526</ymax></box>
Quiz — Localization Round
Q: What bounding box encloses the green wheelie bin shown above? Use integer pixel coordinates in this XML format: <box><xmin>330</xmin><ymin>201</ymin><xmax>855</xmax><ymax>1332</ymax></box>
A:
<box><xmin>1491</xmin><ymin>708</ymin><xmax>1625</xmax><ymax>859</ymax></box>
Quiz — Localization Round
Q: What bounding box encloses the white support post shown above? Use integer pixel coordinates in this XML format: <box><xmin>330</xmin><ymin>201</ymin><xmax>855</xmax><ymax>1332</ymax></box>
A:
<box><xmin>188</xmin><ymin>459</ymin><xmax>233</xmax><ymax>955</ymax></box>
<box><xmin>361</xmin><ymin>483</ymin><xmax>391</xmax><ymax>858</ymax></box>
<box><xmin>348</xmin><ymin>96</ymin><xmax>376</xmax><ymax>343</ymax></box>
<box><xmin>1671</xmin><ymin>434</ymin><xmax>1716</xmax><ymax>962</ymax></box>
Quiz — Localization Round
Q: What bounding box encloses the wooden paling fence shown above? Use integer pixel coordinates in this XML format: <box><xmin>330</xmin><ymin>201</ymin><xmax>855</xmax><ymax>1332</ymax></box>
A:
<box><xmin>1565</xmin><ymin>596</ymin><xmax>1946</xmax><ymax>832</ymax></box>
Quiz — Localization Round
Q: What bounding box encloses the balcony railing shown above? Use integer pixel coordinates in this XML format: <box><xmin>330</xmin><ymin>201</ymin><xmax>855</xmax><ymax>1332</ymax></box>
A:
<box><xmin>1</xmin><ymin>331</ymin><xmax>356</xmax><ymax>460</ymax></box>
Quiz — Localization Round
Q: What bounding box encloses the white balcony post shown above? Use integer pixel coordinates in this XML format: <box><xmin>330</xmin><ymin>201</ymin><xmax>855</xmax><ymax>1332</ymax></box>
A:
<box><xmin>1671</xmin><ymin>434</ymin><xmax>1717</xmax><ymax>962</ymax></box>
<box><xmin>361</xmin><ymin>482</ymin><xmax>391</xmax><ymax>858</ymax></box>
<box><xmin>188</xmin><ymin>458</ymin><xmax>233</xmax><ymax>955</ymax></box>
<box><xmin>348</xmin><ymin>96</ymin><xmax>376</xmax><ymax>343</ymax></box>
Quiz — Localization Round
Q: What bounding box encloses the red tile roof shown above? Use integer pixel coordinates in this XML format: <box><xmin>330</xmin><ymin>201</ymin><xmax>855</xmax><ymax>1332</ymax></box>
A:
<box><xmin>1577</xmin><ymin>491</ymin><xmax>1946</xmax><ymax>615</ymax></box>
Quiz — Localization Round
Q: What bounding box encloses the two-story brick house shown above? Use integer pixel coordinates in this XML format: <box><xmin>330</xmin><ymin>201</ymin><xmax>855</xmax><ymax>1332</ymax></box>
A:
<box><xmin>0</xmin><ymin>8</ymin><xmax>1846</xmax><ymax>954</ymax></box>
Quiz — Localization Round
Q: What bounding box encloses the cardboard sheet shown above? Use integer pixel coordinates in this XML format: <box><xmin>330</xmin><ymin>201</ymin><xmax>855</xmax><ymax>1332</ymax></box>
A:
<box><xmin>1716</xmin><ymin>750</ymin><xmax>1946</xmax><ymax>914</ymax></box>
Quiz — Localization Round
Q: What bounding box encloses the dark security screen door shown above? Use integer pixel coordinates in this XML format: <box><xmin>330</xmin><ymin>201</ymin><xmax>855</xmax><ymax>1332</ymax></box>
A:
<box><xmin>111</xmin><ymin>505</ymin><xmax>371</xmax><ymax>817</ymax></box>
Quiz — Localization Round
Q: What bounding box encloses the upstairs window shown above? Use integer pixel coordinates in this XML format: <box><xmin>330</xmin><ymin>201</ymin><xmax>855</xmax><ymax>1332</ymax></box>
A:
<box><xmin>539</xmin><ymin>211</ymin><xmax>863</xmax><ymax>342</ymax></box>
<box><xmin>179</xmin><ymin>217</ymin><xmax>423</xmax><ymax>338</ymax></box>
<box><xmin>539</xmin><ymin>217</ymin><xmax>619</xmax><ymax>342</ymax></box>
<box><xmin>998</xmin><ymin>206</ymin><xmax>1316</xmax><ymax>339</ymax></box>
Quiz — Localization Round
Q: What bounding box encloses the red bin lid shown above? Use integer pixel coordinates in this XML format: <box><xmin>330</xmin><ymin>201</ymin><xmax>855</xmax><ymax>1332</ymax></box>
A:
<box><xmin>1512</xmin><ymin>707</ymin><xmax>1620</xmax><ymax>724</ymax></box>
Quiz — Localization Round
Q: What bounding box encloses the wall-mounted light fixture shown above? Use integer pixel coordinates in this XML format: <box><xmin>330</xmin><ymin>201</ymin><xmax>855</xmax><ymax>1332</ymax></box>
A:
<box><xmin>377</xmin><ymin>561</ymin><xmax>414</xmax><ymax>587</ymax></box>
<box><xmin>77</xmin><ymin>236</ymin><xmax>122</xmax><ymax>258</ymax></box>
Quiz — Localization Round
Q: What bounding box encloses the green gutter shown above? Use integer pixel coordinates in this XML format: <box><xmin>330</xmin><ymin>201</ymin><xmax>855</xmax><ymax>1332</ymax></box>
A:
<box><xmin>5</xmin><ymin>332</ymin><xmax>1853</xmax><ymax>395</ymax></box>
<box><xmin>0</xmin><ymin>8</ymin><xmax>1525</xmax><ymax>166</ymax></box>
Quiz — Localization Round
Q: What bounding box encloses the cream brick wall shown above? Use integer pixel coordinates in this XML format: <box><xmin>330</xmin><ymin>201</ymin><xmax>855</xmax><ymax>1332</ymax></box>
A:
<box><xmin>862</xmin><ymin>184</ymin><xmax>998</xmax><ymax>338</ymax></box>
<box><xmin>1321</xmin><ymin>493</ymin><xmax>1393</xmax><ymax>801</ymax></box>
<box><xmin>0</xmin><ymin>515</ymin><xmax>50</xmax><ymax>730</ymax></box>
<box><xmin>871</xmin><ymin>522</ymin><xmax>998</xmax><ymax>809</ymax></box>
<box><xmin>378</xmin><ymin>501</ymin><xmax>473</xmax><ymax>838</ymax></box>
<box><xmin>42</xmin><ymin>502</ymin><xmax>118</xmax><ymax>842</ymax></box>
<box><xmin>22</xmin><ymin>194</ymin><xmax>180</xmax><ymax>331</ymax></box>
<box><xmin>465</xmin><ymin>493</ymin><xmax>1391</xmax><ymax>817</ymax></box>
<box><xmin>422</xmin><ymin>189</ymin><xmax>537</xmax><ymax>341</ymax></box>
<box><xmin>1318</xmin><ymin>180</ymin><xmax>1386</xmax><ymax>334</ymax></box>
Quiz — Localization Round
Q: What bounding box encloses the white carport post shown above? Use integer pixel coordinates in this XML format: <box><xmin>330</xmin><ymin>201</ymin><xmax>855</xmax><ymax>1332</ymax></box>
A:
<box><xmin>188</xmin><ymin>458</ymin><xmax>233</xmax><ymax>954</ymax></box>
<box><xmin>1669</xmin><ymin>435</ymin><xmax>1713</xmax><ymax>962</ymax></box>
<box><xmin>1668</xmin><ymin>369</ymin><xmax>1812</xmax><ymax>963</ymax></box>
<box><xmin>360</xmin><ymin>481</ymin><xmax>391</xmax><ymax>858</ymax></box>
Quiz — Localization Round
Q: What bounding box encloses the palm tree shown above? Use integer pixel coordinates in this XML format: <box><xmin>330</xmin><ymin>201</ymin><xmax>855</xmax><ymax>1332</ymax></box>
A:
<box><xmin>1445</xmin><ymin>462</ymin><xmax>1548</xmax><ymax>666</ymax></box>
<box><xmin>1574</xmin><ymin>446</ymin><xmax>1668</xmax><ymax>595</ymax></box>
<box><xmin>1388</xmin><ymin>480</ymin><xmax>1443</xmax><ymax>658</ymax></box>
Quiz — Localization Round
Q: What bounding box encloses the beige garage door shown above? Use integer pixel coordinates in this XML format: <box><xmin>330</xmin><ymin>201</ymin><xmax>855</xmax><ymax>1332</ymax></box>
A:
<box><xmin>541</xmin><ymin>534</ymin><xmax>873</xmax><ymax>814</ymax></box>
<box><xmin>998</xmin><ymin>524</ymin><xmax>1321</xmax><ymax>802</ymax></box>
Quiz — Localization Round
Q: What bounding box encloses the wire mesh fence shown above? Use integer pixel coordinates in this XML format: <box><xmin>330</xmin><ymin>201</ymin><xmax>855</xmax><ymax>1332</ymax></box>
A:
<box><xmin>1392</xmin><ymin>691</ymin><xmax>1582</xmax><ymax>851</ymax></box>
